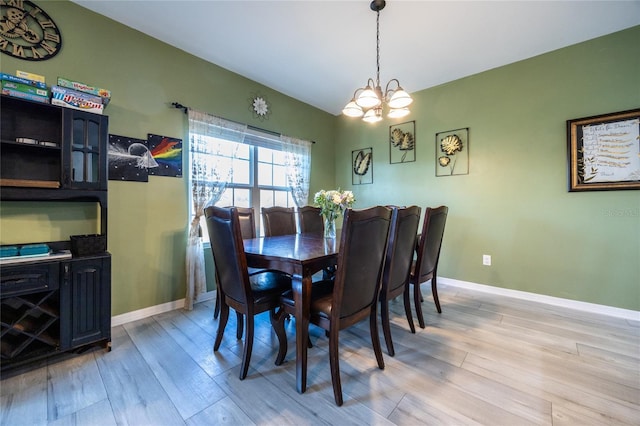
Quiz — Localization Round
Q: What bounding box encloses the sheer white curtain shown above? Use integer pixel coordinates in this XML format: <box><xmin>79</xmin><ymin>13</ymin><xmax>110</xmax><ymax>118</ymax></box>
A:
<box><xmin>185</xmin><ymin>109</ymin><xmax>247</xmax><ymax>310</ymax></box>
<box><xmin>281</xmin><ymin>135</ymin><xmax>312</xmax><ymax>207</ymax></box>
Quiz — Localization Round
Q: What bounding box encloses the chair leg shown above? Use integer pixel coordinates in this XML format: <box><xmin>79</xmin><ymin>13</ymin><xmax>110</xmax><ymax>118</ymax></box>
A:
<box><xmin>403</xmin><ymin>285</ymin><xmax>415</xmax><ymax>334</ymax></box>
<box><xmin>213</xmin><ymin>289</ymin><xmax>220</xmax><ymax>319</ymax></box>
<box><xmin>414</xmin><ymin>281</ymin><xmax>426</xmax><ymax>329</ymax></box>
<box><xmin>271</xmin><ymin>308</ymin><xmax>288</xmax><ymax>366</ymax></box>
<box><xmin>328</xmin><ymin>327</ymin><xmax>343</xmax><ymax>406</ymax></box>
<box><xmin>432</xmin><ymin>276</ymin><xmax>442</xmax><ymax>313</ymax></box>
<box><xmin>370</xmin><ymin>307</ymin><xmax>385</xmax><ymax>370</ymax></box>
<box><xmin>213</xmin><ymin>302</ymin><xmax>229</xmax><ymax>351</ymax></box>
<box><xmin>236</xmin><ymin>311</ymin><xmax>244</xmax><ymax>339</ymax></box>
<box><xmin>239</xmin><ymin>314</ymin><xmax>254</xmax><ymax>380</ymax></box>
<box><xmin>380</xmin><ymin>298</ymin><xmax>395</xmax><ymax>357</ymax></box>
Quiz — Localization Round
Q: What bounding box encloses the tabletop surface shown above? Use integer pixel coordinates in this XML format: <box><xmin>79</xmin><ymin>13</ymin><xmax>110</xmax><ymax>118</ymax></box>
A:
<box><xmin>243</xmin><ymin>233</ymin><xmax>337</xmax><ymax>262</ymax></box>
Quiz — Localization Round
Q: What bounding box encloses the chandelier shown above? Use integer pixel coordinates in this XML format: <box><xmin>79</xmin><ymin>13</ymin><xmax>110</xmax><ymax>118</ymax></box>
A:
<box><xmin>342</xmin><ymin>0</ymin><xmax>413</xmax><ymax>123</ymax></box>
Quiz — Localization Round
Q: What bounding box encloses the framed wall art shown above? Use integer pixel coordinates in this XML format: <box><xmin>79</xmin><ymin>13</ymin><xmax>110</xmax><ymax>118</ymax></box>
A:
<box><xmin>389</xmin><ymin>120</ymin><xmax>416</xmax><ymax>163</ymax></box>
<box><xmin>108</xmin><ymin>134</ymin><xmax>150</xmax><ymax>182</ymax></box>
<box><xmin>436</xmin><ymin>128</ymin><xmax>469</xmax><ymax>176</ymax></box>
<box><xmin>147</xmin><ymin>133</ymin><xmax>183</xmax><ymax>177</ymax></box>
<box><xmin>352</xmin><ymin>147</ymin><xmax>373</xmax><ymax>185</ymax></box>
<box><xmin>567</xmin><ymin>108</ymin><xmax>640</xmax><ymax>191</ymax></box>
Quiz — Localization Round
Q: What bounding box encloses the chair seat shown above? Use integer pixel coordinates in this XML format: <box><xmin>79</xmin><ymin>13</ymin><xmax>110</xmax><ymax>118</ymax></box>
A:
<box><xmin>250</xmin><ymin>271</ymin><xmax>292</xmax><ymax>304</ymax></box>
<box><xmin>281</xmin><ymin>279</ymin><xmax>334</xmax><ymax>318</ymax></box>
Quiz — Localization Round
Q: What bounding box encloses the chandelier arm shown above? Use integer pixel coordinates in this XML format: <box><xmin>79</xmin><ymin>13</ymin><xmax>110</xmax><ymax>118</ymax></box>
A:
<box><xmin>384</xmin><ymin>78</ymin><xmax>401</xmax><ymax>99</ymax></box>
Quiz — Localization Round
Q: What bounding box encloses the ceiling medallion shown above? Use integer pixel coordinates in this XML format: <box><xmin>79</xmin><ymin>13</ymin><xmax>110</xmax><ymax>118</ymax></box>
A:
<box><xmin>0</xmin><ymin>0</ymin><xmax>62</xmax><ymax>61</ymax></box>
<box><xmin>249</xmin><ymin>92</ymin><xmax>271</xmax><ymax>121</ymax></box>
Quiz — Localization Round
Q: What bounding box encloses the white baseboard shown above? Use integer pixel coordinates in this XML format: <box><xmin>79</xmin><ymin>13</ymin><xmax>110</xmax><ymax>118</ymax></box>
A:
<box><xmin>111</xmin><ymin>280</ymin><xmax>639</xmax><ymax>327</ymax></box>
<box><xmin>111</xmin><ymin>291</ymin><xmax>216</xmax><ymax>327</ymax></box>
<box><xmin>439</xmin><ymin>277</ymin><xmax>639</xmax><ymax>321</ymax></box>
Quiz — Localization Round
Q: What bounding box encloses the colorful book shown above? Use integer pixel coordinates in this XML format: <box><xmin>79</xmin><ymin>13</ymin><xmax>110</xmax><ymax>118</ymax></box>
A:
<box><xmin>16</xmin><ymin>70</ymin><xmax>45</xmax><ymax>83</ymax></box>
<box><xmin>1</xmin><ymin>80</ymin><xmax>48</xmax><ymax>97</ymax></box>
<box><xmin>51</xmin><ymin>85</ymin><xmax>103</xmax><ymax>114</ymax></box>
<box><xmin>1</xmin><ymin>87</ymin><xmax>49</xmax><ymax>103</ymax></box>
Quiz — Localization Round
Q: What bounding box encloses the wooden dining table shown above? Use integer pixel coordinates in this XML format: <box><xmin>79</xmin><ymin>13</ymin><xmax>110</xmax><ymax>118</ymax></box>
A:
<box><xmin>243</xmin><ymin>233</ymin><xmax>338</xmax><ymax>393</ymax></box>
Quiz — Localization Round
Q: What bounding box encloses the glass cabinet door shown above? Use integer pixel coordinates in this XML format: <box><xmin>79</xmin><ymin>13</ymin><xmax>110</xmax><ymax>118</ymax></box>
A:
<box><xmin>64</xmin><ymin>110</ymin><xmax>108</xmax><ymax>190</ymax></box>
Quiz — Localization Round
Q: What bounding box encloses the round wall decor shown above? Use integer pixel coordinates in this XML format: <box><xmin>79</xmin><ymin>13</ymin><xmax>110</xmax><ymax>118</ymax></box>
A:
<box><xmin>0</xmin><ymin>1</ymin><xmax>62</xmax><ymax>61</ymax></box>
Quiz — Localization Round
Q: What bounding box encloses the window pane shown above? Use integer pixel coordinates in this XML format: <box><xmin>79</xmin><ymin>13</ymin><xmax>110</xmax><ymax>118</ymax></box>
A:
<box><xmin>234</xmin><ymin>188</ymin><xmax>250</xmax><ymax>207</ymax></box>
<box><xmin>232</xmin><ymin>158</ymin><xmax>250</xmax><ymax>184</ymax></box>
<box><xmin>272</xmin><ymin>150</ymin><xmax>286</xmax><ymax>165</ymax></box>
<box><xmin>273</xmin><ymin>165</ymin><xmax>287</xmax><ymax>187</ymax></box>
<box><xmin>274</xmin><ymin>190</ymin><xmax>289</xmax><ymax>206</ymax></box>
<box><xmin>258</xmin><ymin>162</ymin><xmax>272</xmax><ymax>186</ymax></box>
<box><xmin>216</xmin><ymin>188</ymin><xmax>233</xmax><ymax>207</ymax></box>
<box><xmin>236</xmin><ymin>143</ymin><xmax>250</xmax><ymax>159</ymax></box>
<box><xmin>258</xmin><ymin>147</ymin><xmax>272</xmax><ymax>162</ymax></box>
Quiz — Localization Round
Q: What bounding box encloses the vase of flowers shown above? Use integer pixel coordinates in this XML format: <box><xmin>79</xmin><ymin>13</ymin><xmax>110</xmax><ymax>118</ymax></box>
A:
<box><xmin>313</xmin><ymin>189</ymin><xmax>355</xmax><ymax>238</ymax></box>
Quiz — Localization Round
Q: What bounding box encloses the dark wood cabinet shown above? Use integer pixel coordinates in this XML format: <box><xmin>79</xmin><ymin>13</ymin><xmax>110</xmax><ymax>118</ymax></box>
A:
<box><xmin>60</xmin><ymin>255</ymin><xmax>111</xmax><ymax>350</ymax></box>
<box><xmin>0</xmin><ymin>95</ymin><xmax>111</xmax><ymax>374</ymax></box>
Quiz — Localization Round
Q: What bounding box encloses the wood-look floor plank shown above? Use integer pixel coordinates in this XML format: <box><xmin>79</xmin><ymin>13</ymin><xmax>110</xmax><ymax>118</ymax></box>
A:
<box><xmin>185</xmin><ymin>396</ymin><xmax>256</xmax><ymax>426</ymax></box>
<box><xmin>47</xmin><ymin>399</ymin><xmax>117</xmax><ymax>426</ymax></box>
<box><xmin>45</xmin><ymin>352</ymin><xmax>107</xmax><ymax>422</ymax></box>
<box><xmin>123</xmin><ymin>316</ymin><xmax>227</xmax><ymax>420</ymax></box>
<box><xmin>94</xmin><ymin>325</ymin><xmax>185</xmax><ymax>425</ymax></box>
<box><xmin>0</xmin><ymin>365</ymin><xmax>48</xmax><ymax>426</ymax></box>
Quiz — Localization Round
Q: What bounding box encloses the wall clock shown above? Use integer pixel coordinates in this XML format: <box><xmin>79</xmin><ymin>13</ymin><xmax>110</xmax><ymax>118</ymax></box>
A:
<box><xmin>0</xmin><ymin>1</ymin><xmax>62</xmax><ymax>61</ymax></box>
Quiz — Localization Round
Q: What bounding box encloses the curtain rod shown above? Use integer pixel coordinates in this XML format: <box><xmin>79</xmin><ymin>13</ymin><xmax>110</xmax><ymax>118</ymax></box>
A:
<box><xmin>171</xmin><ymin>102</ymin><xmax>315</xmax><ymax>143</ymax></box>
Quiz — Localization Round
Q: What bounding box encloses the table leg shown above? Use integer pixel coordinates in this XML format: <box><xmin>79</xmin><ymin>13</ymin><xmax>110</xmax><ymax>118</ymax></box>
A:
<box><xmin>293</xmin><ymin>273</ymin><xmax>312</xmax><ymax>393</ymax></box>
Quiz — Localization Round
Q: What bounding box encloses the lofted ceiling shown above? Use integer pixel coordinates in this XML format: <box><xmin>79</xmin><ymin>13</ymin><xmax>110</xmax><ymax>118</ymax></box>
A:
<box><xmin>71</xmin><ymin>1</ymin><xmax>640</xmax><ymax>116</ymax></box>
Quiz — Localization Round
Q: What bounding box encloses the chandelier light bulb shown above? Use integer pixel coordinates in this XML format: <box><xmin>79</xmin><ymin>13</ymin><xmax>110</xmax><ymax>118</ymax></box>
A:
<box><xmin>342</xmin><ymin>100</ymin><xmax>364</xmax><ymax>117</ymax></box>
<box><xmin>355</xmin><ymin>87</ymin><xmax>382</xmax><ymax>109</ymax></box>
<box><xmin>362</xmin><ymin>107</ymin><xmax>383</xmax><ymax>123</ymax></box>
<box><xmin>387</xmin><ymin>107</ymin><xmax>410</xmax><ymax>119</ymax></box>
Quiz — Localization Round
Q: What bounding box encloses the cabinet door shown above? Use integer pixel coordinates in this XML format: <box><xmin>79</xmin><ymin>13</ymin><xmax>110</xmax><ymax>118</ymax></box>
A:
<box><xmin>62</xmin><ymin>109</ymin><xmax>108</xmax><ymax>190</ymax></box>
<box><xmin>60</xmin><ymin>255</ymin><xmax>111</xmax><ymax>349</ymax></box>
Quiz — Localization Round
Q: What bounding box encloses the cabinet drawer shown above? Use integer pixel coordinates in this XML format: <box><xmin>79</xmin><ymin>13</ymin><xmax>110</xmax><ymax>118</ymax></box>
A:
<box><xmin>0</xmin><ymin>263</ymin><xmax>59</xmax><ymax>298</ymax></box>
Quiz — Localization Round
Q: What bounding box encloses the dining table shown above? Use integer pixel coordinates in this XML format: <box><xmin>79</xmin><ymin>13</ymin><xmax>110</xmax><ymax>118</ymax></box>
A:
<box><xmin>243</xmin><ymin>233</ymin><xmax>338</xmax><ymax>393</ymax></box>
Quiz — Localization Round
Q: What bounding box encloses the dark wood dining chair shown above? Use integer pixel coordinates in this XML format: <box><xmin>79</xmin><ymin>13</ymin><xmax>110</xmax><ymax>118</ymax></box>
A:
<box><xmin>204</xmin><ymin>206</ymin><xmax>292</xmax><ymax>380</ymax></box>
<box><xmin>214</xmin><ymin>207</ymin><xmax>257</xmax><ymax>320</ymax></box>
<box><xmin>262</xmin><ymin>206</ymin><xmax>297</xmax><ymax>236</ymax></box>
<box><xmin>273</xmin><ymin>206</ymin><xmax>392</xmax><ymax>406</ymax></box>
<box><xmin>410</xmin><ymin>205</ymin><xmax>448</xmax><ymax>329</ymax></box>
<box><xmin>379</xmin><ymin>205</ymin><xmax>421</xmax><ymax>356</ymax></box>
<box><xmin>298</xmin><ymin>205</ymin><xmax>323</xmax><ymax>234</ymax></box>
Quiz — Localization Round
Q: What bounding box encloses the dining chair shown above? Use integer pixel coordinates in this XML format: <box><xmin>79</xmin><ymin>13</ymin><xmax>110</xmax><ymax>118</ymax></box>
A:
<box><xmin>410</xmin><ymin>205</ymin><xmax>449</xmax><ymax>329</ymax></box>
<box><xmin>298</xmin><ymin>205</ymin><xmax>323</xmax><ymax>234</ymax></box>
<box><xmin>204</xmin><ymin>206</ymin><xmax>292</xmax><ymax>380</ymax></box>
<box><xmin>379</xmin><ymin>205</ymin><xmax>421</xmax><ymax>356</ymax></box>
<box><xmin>214</xmin><ymin>207</ymin><xmax>257</xmax><ymax>320</ymax></box>
<box><xmin>262</xmin><ymin>206</ymin><xmax>297</xmax><ymax>236</ymax></box>
<box><xmin>273</xmin><ymin>206</ymin><xmax>392</xmax><ymax>406</ymax></box>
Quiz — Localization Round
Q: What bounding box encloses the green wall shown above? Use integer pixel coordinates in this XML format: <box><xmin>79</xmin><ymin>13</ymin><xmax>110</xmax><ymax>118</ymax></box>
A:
<box><xmin>1</xmin><ymin>1</ymin><xmax>637</xmax><ymax>313</ymax></box>
<box><xmin>0</xmin><ymin>1</ymin><xmax>336</xmax><ymax>315</ymax></box>
<box><xmin>335</xmin><ymin>26</ymin><xmax>640</xmax><ymax>310</ymax></box>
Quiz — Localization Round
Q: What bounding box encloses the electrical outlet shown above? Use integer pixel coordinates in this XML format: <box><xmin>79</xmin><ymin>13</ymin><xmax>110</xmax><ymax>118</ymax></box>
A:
<box><xmin>483</xmin><ymin>254</ymin><xmax>491</xmax><ymax>266</ymax></box>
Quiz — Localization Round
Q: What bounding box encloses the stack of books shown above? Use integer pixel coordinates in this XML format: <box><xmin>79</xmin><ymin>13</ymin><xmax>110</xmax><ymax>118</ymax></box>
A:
<box><xmin>0</xmin><ymin>71</ymin><xmax>49</xmax><ymax>103</ymax></box>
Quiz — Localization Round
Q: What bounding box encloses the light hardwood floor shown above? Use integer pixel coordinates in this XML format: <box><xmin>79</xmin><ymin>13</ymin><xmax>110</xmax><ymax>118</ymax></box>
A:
<box><xmin>1</xmin><ymin>283</ymin><xmax>639</xmax><ymax>425</ymax></box>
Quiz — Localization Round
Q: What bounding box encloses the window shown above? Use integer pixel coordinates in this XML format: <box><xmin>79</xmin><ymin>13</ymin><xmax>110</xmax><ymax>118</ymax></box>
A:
<box><xmin>191</xmin><ymin>132</ymin><xmax>296</xmax><ymax>241</ymax></box>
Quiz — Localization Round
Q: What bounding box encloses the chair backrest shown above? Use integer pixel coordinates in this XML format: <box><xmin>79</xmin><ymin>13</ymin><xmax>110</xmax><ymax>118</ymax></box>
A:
<box><xmin>262</xmin><ymin>206</ymin><xmax>297</xmax><ymax>236</ymax></box>
<box><xmin>298</xmin><ymin>205</ymin><xmax>323</xmax><ymax>234</ymax></box>
<box><xmin>235</xmin><ymin>207</ymin><xmax>256</xmax><ymax>239</ymax></box>
<box><xmin>204</xmin><ymin>206</ymin><xmax>251</xmax><ymax>305</ymax></box>
<box><xmin>382</xmin><ymin>205</ymin><xmax>421</xmax><ymax>296</ymax></box>
<box><xmin>332</xmin><ymin>206</ymin><xmax>392</xmax><ymax>321</ymax></box>
<box><xmin>415</xmin><ymin>206</ymin><xmax>449</xmax><ymax>282</ymax></box>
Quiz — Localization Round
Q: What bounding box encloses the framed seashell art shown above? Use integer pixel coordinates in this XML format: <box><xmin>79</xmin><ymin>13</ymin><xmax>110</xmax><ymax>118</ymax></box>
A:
<box><xmin>352</xmin><ymin>147</ymin><xmax>373</xmax><ymax>185</ymax></box>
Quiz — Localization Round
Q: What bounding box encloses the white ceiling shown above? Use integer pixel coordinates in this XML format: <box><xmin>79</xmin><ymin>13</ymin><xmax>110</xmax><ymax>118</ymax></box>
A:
<box><xmin>71</xmin><ymin>1</ymin><xmax>640</xmax><ymax>116</ymax></box>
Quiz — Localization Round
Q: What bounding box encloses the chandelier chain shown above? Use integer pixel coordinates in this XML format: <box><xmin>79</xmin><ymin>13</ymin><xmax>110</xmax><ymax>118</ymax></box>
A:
<box><xmin>376</xmin><ymin>9</ymin><xmax>380</xmax><ymax>89</ymax></box>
